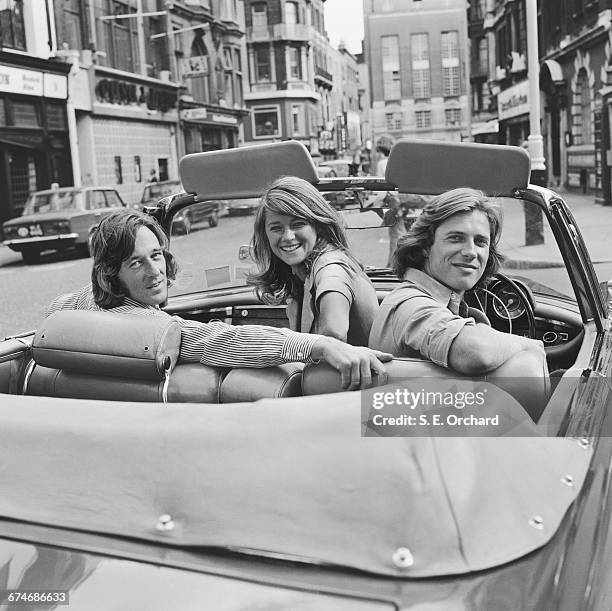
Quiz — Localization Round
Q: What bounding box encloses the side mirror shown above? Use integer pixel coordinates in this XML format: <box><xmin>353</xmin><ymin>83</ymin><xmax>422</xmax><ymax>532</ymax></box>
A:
<box><xmin>238</xmin><ymin>244</ymin><xmax>253</xmax><ymax>261</ymax></box>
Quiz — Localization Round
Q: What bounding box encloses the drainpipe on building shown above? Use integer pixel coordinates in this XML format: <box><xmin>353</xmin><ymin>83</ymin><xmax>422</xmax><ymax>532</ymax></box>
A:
<box><xmin>57</xmin><ymin>50</ymin><xmax>82</xmax><ymax>187</ymax></box>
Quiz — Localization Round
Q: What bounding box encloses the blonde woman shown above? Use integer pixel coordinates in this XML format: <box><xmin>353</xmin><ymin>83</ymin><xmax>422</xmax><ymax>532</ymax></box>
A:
<box><xmin>249</xmin><ymin>176</ymin><xmax>378</xmax><ymax>346</ymax></box>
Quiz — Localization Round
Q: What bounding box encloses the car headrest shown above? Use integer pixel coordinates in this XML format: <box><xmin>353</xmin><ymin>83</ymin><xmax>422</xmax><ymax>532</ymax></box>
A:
<box><xmin>33</xmin><ymin>311</ymin><xmax>181</xmax><ymax>380</ymax></box>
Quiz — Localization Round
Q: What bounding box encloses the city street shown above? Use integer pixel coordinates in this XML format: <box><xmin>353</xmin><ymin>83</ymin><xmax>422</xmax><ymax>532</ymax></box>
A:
<box><xmin>3</xmin><ymin>189</ymin><xmax>612</xmax><ymax>340</ymax></box>
<box><xmin>0</xmin><ymin>207</ymin><xmax>390</xmax><ymax>339</ymax></box>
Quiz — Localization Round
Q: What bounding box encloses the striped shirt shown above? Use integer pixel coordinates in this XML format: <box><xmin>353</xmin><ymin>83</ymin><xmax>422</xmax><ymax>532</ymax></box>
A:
<box><xmin>45</xmin><ymin>285</ymin><xmax>321</xmax><ymax>368</ymax></box>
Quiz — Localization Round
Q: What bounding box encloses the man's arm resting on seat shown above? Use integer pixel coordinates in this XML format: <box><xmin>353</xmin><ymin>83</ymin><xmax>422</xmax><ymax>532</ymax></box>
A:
<box><xmin>448</xmin><ymin>323</ymin><xmax>546</xmax><ymax>375</ymax></box>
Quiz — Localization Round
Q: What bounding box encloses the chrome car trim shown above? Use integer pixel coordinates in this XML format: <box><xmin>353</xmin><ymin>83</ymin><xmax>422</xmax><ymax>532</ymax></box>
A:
<box><xmin>3</xmin><ymin>233</ymin><xmax>79</xmax><ymax>245</ymax></box>
<box><xmin>162</xmin><ymin>368</ymin><xmax>170</xmax><ymax>404</ymax></box>
<box><xmin>21</xmin><ymin>359</ymin><xmax>36</xmax><ymax>395</ymax></box>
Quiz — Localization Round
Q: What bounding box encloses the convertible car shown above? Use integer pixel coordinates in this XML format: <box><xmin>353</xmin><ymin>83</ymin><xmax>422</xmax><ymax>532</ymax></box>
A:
<box><xmin>0</xmin><ymin>140</ymin><xmax>611</xmax><ymax>609</ymax></box>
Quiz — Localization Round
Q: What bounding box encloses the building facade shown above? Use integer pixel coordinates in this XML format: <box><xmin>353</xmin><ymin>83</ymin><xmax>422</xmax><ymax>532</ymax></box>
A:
<box><xmin>468</xmin><ymin>0</ymin><xmax>612</xmax><ymax>200</ymax></box>
<box><xmin>364</xmin><ymin>0</ymin><xmax>470</xmax><ymax>164</ymax></box>
<box><xmin>52</xmin><ymin>0</ymin><xmax>249</xmax><ymax>207</ymax></box>
<box><xmin>0</xmin><ymin>0</ymin><xmax>72</xmax><ymax>222</ymax></box>
<box><xmin>171</xmin><ymin>1</ymin><xmax>249</xmax><ymax>157</ymax></box>
<box><xmin>330</xmin><ymin>45</ymin><xmax>361</xmax><ymax>157</ymax></box>
<box><xmin>539</xmin><ymin>0</ymin><xmax>611</xmax><ymax>200</ymax></box>
<box><xmin>355</xmin><ymin>51</ymin><xmax>372</xmax><ymax>172</ymax></box>
<box><xmin>242</xmin><ymin>0</ymin><xmax>328</xmax><ymax>152</ymax></box>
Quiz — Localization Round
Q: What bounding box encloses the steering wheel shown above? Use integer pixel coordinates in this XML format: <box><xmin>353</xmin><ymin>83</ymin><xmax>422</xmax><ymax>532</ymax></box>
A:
<box><xmin>467</xmin><ymin>273</ymin><xmax>537</xmax><ymax>339</ymax></box>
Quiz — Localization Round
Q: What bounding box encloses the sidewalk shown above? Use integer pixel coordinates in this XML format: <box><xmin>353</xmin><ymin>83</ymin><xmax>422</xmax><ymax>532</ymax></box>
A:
<box><xmin>502</xmin><ymin>189</ymin><xmax>612</xmax><ymax>268</ymax></box>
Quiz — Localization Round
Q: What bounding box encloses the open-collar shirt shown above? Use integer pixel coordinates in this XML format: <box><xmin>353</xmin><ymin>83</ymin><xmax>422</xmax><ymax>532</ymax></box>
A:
<box><xmin>368</xmin><ymin>268</ymin><xmax>475</xmax><ymax>368</ymax></box>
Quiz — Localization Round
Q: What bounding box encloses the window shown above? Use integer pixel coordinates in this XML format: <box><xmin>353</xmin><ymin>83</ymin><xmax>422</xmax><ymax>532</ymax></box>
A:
<box><xmin>12</xmin><ymin>101</ymin><xmax>39</xmax><ymax>128</ymax></box>
<box><xmin>105</xmin><ymin>190</ymin><xmax>124</xmax><ymax>208</ymax></box>
<box><xmin>134</xmin><ymin>156</ymin><xmax>142</xmax><ymax>183</ymax></box>
<box><xmin>101</xmin><ymin>0</ymin><xmax>140</xmax><ymax>73</ymax></box>
<box><xmin>0</xmin><ymin>99</ymin><xmax>6</xmax><ymax>127</ymax></box>
<box><xmin>445</xmin><ymin>108</ymin><xmax>461</xmax><ymax>126</ymax></box>
<box><xmin>441</xmin><ymin>31</ymin><xmax>460</xmax><ymax>96</ymax></box>
<box><xmin>385</xmin><ymin>111</ymin><xmax>403</xmax><ymax>130</ymax></box>
<box><xmin>576</xmin><ymin>70</ymin><xmax>592</xmax><ymax>145</ymax></box>
<box><xmin>234</xmin><ymin>48</ymin><xmax>244</xmax><ymax>105</ymax></box>
<box><xmin>56</xmin><ymin>0</ymin><xmax>83</xmax><ymax>50</ymax></box>
<box><xmin>254</xmin><ymin>45</ymin><xmax>271</xmax><ymax>81</ymax></box>
<box><xmin>289</xmin><ymin>46</ymin><xmax>302</xmax><ymax>80</ymax></box>
<box><xmin>253</xmin><ymin>106</ymin><xmax>280</xmax><ymax>137</ymax></box>
<box><xmin>411</xmin><ymin>33</ymin><xmax>430</xmax><ymax>99</ymax></box>
<box><xmin>158</xmin><ymin>158</ymin><xmax>169</xmax><ymax>182</ymax></box>
<box><xmin>382</xmin><ymin>36</ymin><xmax>401</xmax><ymax>100</ymax></box>
<box><xmin>292</xmin><ymin>104</ymin><xmax>304</xmax><ymax>135</ymax></box>
<box><xmin>114</xmin><ymin>156</ymin><xmax>123</xmax><ymax>184</ymax></box>
<box><xmin>252</xmin><ymin>3</ymin><xmax>267</xmax><ymax>28</ymax></box>
<box><xmin>45</xmin><ymin>102</ymin><xmax>68</xmax><ymax>131</ymax></box>
<box><xmin>89</xmin><ymin>191</ymin><xmax>109</xmax><ymax>210</ymax></box>
<box><xmin>0</xmin><ymin>0</ymin><xmax>26</xmax><ymax>50</ymax></box>
<box><xmin>188</xmin><ymin>37</ymin><xmax>210</xmax><ymax>103</ymax></box>
<box><xmin>285</xmin><ymin>1</ymin><xmax>298</xmax><ymax>24</ymax></box>
<box><xmin>415</xmin><ymin>110</ymin><xmax>431</xmax><ymax>128</ymax></box>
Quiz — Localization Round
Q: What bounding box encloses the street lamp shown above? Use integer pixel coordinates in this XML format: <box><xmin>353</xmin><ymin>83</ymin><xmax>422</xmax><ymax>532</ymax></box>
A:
<box><xmin>524</xmin><ymin>0</ymin><xmax>545</xmax><ymax>245</ymax></box>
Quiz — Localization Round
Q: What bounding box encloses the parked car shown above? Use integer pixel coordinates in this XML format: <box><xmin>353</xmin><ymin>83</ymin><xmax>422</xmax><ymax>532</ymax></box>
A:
<box><xmin>1</xmin><ymin>140</ymin><xmax>612</xmax><ymax>608</ymax></box>
<box><xmin>135</xmin><ymin>179</ymin><xmax>183</xmax><ymax>210</ymax></box>
<box><xmin>138</xmin><ymin>182</ymin><xmax>221</xmax><ymax>234</ymax></box>
<box><xmin>169</xmin><ymin>196</ymin><xmax>221</xmax><ymax>234</ymax></box>
<box><xmin>316</xmin><ymin>158</ymin><xmax>355</xmax><ymax>178</ymax></box>
<box><xmin>1</xmin><ymin>186</ymin><xmax>126</xmax><ymax>263</ymax></box>
<box><xmin>226</xmin><ymin>197</ymin><xmax>259</xmax><ymax>216</ymax></box>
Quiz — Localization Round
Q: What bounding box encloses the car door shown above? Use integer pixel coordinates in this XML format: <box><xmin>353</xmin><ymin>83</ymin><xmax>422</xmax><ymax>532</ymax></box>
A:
<box><xmin>65</xmin><ymin>191</ymin><xmax>98</xmax><ymax>245</ymax></box>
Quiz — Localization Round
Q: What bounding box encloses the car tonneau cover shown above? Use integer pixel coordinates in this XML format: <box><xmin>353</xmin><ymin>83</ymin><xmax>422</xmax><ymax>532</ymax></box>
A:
<box><xmin>386</xmin><ymin>140</ymin><xmax>531</xmax><ymax>196</ymax></box>
<box><xmin>0</xmin><ymin>392</ymin><xmax>590</xmax><ymax>578</ymax></box>
<box><xmin>180</xmin><ymin>141</ymin><xmax>319</xmax><ymax>200</ymax></box>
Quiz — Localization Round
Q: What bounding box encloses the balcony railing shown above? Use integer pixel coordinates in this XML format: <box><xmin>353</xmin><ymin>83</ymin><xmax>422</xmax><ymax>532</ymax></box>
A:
<box><xmin>247</xmin><ymin>25</ymin><xmax>273</xmax><ymax>41</ymax></box>
<box><xmin>247</xmin><ymin>23</ymin><xmax>310</xmax><ymax>42</ymax></box>
<box><xmin>315</xmin><ymin>66</ymin><xmax>333</xmax><ymax>82</ymax></box>
<box><xmin>250</xmin><ymin>82</ymin><xmax>277</xmax><ymax>93</ymax></box>
<box><xmin>273</xmin><ymin>23</ymin><xmax>310</xmax><ymax>41</ymax></box>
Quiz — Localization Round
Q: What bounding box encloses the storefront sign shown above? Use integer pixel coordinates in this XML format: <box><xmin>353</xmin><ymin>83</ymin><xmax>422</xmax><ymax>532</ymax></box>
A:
<box><xmin>95</xmin><ymin>77</ymin><xmax>177</xmax><ymax>113</ymax></box>
<box><xmin>0</xmin><ymin>65</ymin><xmax>43</xmax><ymax>96</ymax></box>
<box><xmin>181</xmin><ymin>55</ymin><xmax>209</xmax><ymax>77</ymax></box>
<box><xmin>0</xmin><ymin>65</ymin><xmax>68</xmax><ymax>99</ymax></box>
<box><xmin>43</xmin><ymin>73</ymin><xmax>68</xmax><ymax>99</ymax></box>
<box><xmin>181</xmin><ymin>108</ymin><xmax>208</xmax><ymax>121</ymax></box>
<box><xmin>211</xmin><ymin>113</ymin><xmax>237</xmax><ymax>124</ymax></box>
<box><xmin>498</xmin><ymin>80</ymin><xmax>529</xmax><ymax>121</ymax></box>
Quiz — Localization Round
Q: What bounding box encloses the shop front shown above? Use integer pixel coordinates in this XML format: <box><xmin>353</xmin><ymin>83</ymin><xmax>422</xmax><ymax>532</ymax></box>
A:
<box><xmin>0</xmin><ymin>56</ymin><xmax>71</xmax><ymax>223</ymax></box>
<box><xmin>180</xmin><ymin>105</ymin><xmax>246</xmax><ymax>154</ymax></box>
<box><xmin>81</xmin><ymin>68</ymin><xmax>180</xmax><ymax>207</ymax></box>
<box><xmin>497</xmin><ymin>80</ymin><xmax>530</xmax><ymax>147</ymax></box>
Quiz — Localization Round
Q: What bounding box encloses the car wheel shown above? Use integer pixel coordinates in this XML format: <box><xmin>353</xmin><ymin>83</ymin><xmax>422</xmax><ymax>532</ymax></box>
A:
<box><xmin>208</xmin><ymin>212</ymin><xmax>219</xmax><ymax>227</ymax></box>
<box><xmin>22</xmin><ymin>249</ymin><xmax>40</xmax><ymax>265</ymax></box>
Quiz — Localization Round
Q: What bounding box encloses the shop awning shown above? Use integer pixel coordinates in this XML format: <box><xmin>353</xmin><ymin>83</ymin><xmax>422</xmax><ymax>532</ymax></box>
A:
<box><xmin>472</xmin><ymin>119</ymin><xmax>499</xmax><ymax>136</ymax></box>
